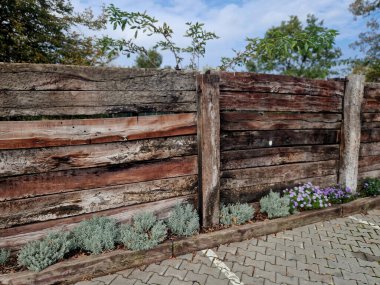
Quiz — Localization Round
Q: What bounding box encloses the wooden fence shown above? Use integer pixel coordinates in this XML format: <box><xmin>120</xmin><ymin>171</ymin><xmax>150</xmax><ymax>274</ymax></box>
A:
<box><xmin>0</xmin><ymin>64</ymin><xmax>379</xmax><ymax>249</ymax></box>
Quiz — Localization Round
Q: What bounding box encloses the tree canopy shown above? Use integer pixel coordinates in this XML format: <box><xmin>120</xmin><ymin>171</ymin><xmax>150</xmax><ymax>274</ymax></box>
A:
<box><xmin>349</xmin><ymin>0</ymin><xmax>380</xmax><ymax>81</ymax></box>
<box><xmin>221</xmin><ymin>15</ymin><xmax>342</xmax><ymax>79</ymax></box>
<box><xmin>135</xmin><ymin>49</ymin><xmax>163</xmax><ymax>68</ymax></box>
<box><xmin>0</xmin><ymin>0</ymin><xmax>112</xmax><ymax>65</ymax></box>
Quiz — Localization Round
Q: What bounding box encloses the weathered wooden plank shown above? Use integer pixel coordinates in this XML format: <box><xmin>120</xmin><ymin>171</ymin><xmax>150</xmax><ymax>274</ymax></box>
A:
<box><xmin>0</xmin><ymin>90</ymin><xmax>196</xmax><ymax>117</ymax></box>
<box><xmin>364</xmin><ymin>82</ymin><xmax>380</xmax><ymax>98</ymax></box>
<box><xmin>0</xmin><ymin>194</ymin><xmax>196</xmax><ymax>249</ymax></box>
<box><xmin>220</xmin><ymin>92</ymin><xmax>342</xmax><ymax>112</ymax></box>
<box><xmin>0</xmin><ymin>63</ymin><xmax>197</xmax><ymax>91</ymax></box>
<box><xmin>221</xmin><ymin>130</ymin><xmax>340</xmax><ymax>151</ymax></box>
<box><xmin>0</xmin><ymin>155</ymin><xmax>197</xmax><ymax>201</ymax></box>
<box><xmin>359</xmin><ymin>169</ymin><xmax>380</xmax><ymax>178</ymax></box>
<box><xmin>219</xmin><ymin>72</ymin><xmax>344</xmax><ymax>96</ymax></box>
<box><xmin>0</xmin><ymin>175</ymin><xmax>197</xmax><ymax>228</ymax></box>
<box><xmin>362</xmin><ymin>97</ymin><xmax>380</xmax><ymax>113</ymax></box>
<box><xmin>221</xmin><ymin>174</ymin><xmax>337</xmax><ymax>203</ymax></box>
<box><xmin>0</xmin><ymin>113</ymin><xmax>196</xmax><ymax>150</ymax></box>
<box><xmin>221</xmin><ymin>145</ymin><xmax>339</xmax><ymax>170</ymax></box>
<box><xmin>362</xmin><ymin>113</ymin><xmax>380</xmax><ymax>129</ymax></box>
<box><xmin>360</xmin><ymin>142</ymin><xmax>380</xmax><ymax>157</ymax></box>
<box><xmin>221</xmin><ymin>112</ymin><xmax>341</xmax><ymax>131</ymax></box>
<box><xmin>359</xmin><ymin>155</ymin><xmax>380</xmax><ymax>173</ymax></box>
<box><xmin>197</xmin><ymin>73</ymin><xmax>220</xmax><ymax>227</ymax></box>
<box><xmin>361</xmin><ymin>128</ymin><xmax>380</xmax><ymax>143</ymax></box>
<box><xmin>0</xmin><ymin>135</ymin><xmax>197</xmax><ymax>177</ymax></box>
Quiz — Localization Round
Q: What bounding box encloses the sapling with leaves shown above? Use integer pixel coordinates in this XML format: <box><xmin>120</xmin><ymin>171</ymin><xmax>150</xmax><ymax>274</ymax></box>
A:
<box><xmin>104</xmin><ymin>5</ymin><xmax>218</xmax><ymax>69</ymax></box>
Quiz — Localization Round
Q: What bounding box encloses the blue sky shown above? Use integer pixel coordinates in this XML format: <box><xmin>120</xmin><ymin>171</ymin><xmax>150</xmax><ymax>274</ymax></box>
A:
<box><xmin>73</xmin><ymin>0</ymin><xmax>367</xmax><ymax>70</ymax></box>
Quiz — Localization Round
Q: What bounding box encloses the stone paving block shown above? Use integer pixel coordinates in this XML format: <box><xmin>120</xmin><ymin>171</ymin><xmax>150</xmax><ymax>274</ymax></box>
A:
<box><xmin>276</xmin><ymin>243</ymin><xmax>295</xmax><ymax>254</ymax></box>
<box><xmin>133</xmin><ymin>281</ymin><xmax>146</xmax><ymax>285</ymax></box>
<box><xmin>342</xmin><ymin>270</ymin><xmax>367</xmax><ymax>282</ymax></box>
<box><xmin>323</xmin><ymin>246</ymin><xmax>345</xmax><ymax>257</ymax></box>
<box><xmin>117</xmin><ymin>268</ymin><xmax>134</xmax><ymax>278</ymax></box>
<box><xmin>256</xmin><ymin>252</ymin><xmax>275</xmax><ymax>264</ymax></box>
<box><xmin>160</xmin><ymin>258</ymin><xmax>183</xmax><ymax>269</ymax></box>
<box><xmin>224</xmin><ymin>252</ymin><xmax>245</xmax><ymax>265</ymax></box>
<box><xmin>267</xmin><ymin>234</ymin><xmax>285</xmax><ymax>245</ymax></box>
<box><xmin>285</xmin><ymin>239</ymin><xmax>304</xmax><ymax>249</ymax></box>
<box><xmin>231</xmin><ymin>262</ymin><xmax>254</xmax><ymax>276</ymax></box>
<box><xmin>286</xmin><ymin>252</ymin><xmax>306</xmax><ymax>263</ymax></box>
<box><xmin>253</xmin><ymin>268</ymin><xmax>276</xmax><ymax>283</ymax></box>
<box><xmin>236</xmin><ymin>247</ymin><xmax>256</xmax><ymax>260</ymax></box>
<box><xmin>192</xmin><ymin>254</ymin><xmax>213</xmax><ymax>266</ymax></box>
<box><xmin>218</xmin><ymin>244</ymin><xmax>237</xmax><ymax>255</ymax></box>
<box><xmin>178</xmin><ymin>260</ymin><xmax>201</xmax><ymax>273</ymax></box>
<box><xmin>327</xmin><ymin>260</ymin><xmax>351</xmax><ymax>271</ymax></box>
<box><xmin>148</xmin><ymin>272</ymin><xmax>173</xmax><ymax>285</ymax></box>
<box><xmin>241</xmin><ymin>273</ymin><xmax>265</xmax><ymax>285</ymax></box>
<box><xmin>164</xmin><ymin>267</ymin><xmax>187</xmax><ymax>280</ymax></box>
<box><xmin>265</xmin><ymin>262</ymin><xmax>286</xmax><ymax>276</ymax></box>
<box><xmin>266</xmin><ymin>248</ymin><xmax>286</xmax><ymax>259</ymax></box>
<box><xmin>317</xmin><ymin>265</ymin><xmax>343</xmax><ymax>277</ymax></box>
<box><xmin>229</xmin><ymin>239</ymin><xmax>251</xmax><ymax>250</ymax></box>
<box><xmin>247</xmin><ymin>244</ymin><xmax>267</xmax><ymax>254</ymax></box>
<box><xmin>198</xmin><ymin>264</ymin><xmax>220</xmax><ymax>278</ymax></box>
<box><xmin>365</xmin><ymin>274</ymin><xmax>380</xmax><ymax>285</ymax></box>
<box><xmin>296</xmin><ymin>261</ymin><xmax>319</xmax><ymax>273</ymax></box>
<box><xmin>258</xmin><ymin>239</ymin><xmax>276</xmax><ymax>250</ymax></box>
<box><xmin>295</xmin><ymin>246</ymin><xmax>315</xmax><ymax>257</ymax></box>
<box><xmin>76</xmin><ymin>281</ymin><xmax>103</xmax><ymax>285</ymax></box>
<box><xmin>93</xmin><ymin>274</ymin><xmax>118</xmax><ymax>284</ymax></box>
<box><xmin>275</xmin><ymin>257</ymin><xmax>296</xmax><ymax>268</ymax></box>
<box><xmin>169</xmin><ymin>278</ymin><xmax>194</xmax><ymax>285</ymax></box>
<box><xmin>275</xmin><ymin>273</ymin><xmax>299</xmax><ymax>285</ymax></box>
<box><xmin>305</xmin><ymin>255</ymin><xmax>328</xmax><ymax>267</ymax></box>
<box><xmin>308</xmin><ymin>271</ymin><xmax>333</xmax><ymax>284</ymax></box>
<box><xmin>205</xmin><ymin>275</ymin><xmax>230</xmax><ymax>285</ymax></box>
<box><xmin>145</xmin><ymin>263</ymin><xmax>168</xmax><ymax>275</ymax></box>
<box><xmin>129</xmin><ymin>269</ymin><xmax>153</xmax><ymax>283</ymax></box>
<box><xmin>287</xmin><ymin>267</ymin><xmax>309</xmax><ymax>280</ymax></box>
<box><xmin>109</xmin><ymin>275</ymin><xmax>136</xmax><ymax>285</ymax></box>
<box><xmin>314</xmin><ymin>250</ymin><xmax>336</xmax><ymax>261</ymax></box>
<box><xmin>333</xmin><ymin>276</ymin><xmax>358</xmax><ymax>285</ymax></box>
<box><xmin>218</xmin><ymin>269</ymin><xmax>242</xmax><ymax>281</ymax></box>
<box><xmin>183</xmin><ymin>271</ymin><xmax>207</xmax><ymax>284</ymax></box>
<box><xmin>176</xmin><ymin>253</ymin><xmax>193</xmax><ymax>261</ymax></box>
<box><xmin>244</xmin><ymin>257</ymin><xmax>265</xmax><ymax>270</ymax></box>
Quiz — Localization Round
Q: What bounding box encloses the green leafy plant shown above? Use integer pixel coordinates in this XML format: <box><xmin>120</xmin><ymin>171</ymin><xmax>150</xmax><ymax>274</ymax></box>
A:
<box><xmin>220</xmin><ymin>203</ymin><xmax>254</xmax><ymax>226</ymax></box>
<box><xmin>260</xmin><ymin>191</ymin><xmax>291</xmax><ymax>219</ymax></box>
<box><xmin>18</xmin><ymin>232</ymin><xmax>74</xmax><ymax>272</ymax></box>
<box><xmin>0</xmin><ymin>248</ymin><xmax>10</xmax><ymax>265</ymax></box>
<box><xmin>120</xmin><ymin>212</ymin><xmax>167</xmax><ymax>251</ymax></box>
<box><xmin>73</xmin><ymin>216</ymin><xmax>119</xmax><ymax>255</ymax></box>
<box><xmin>167</xmin><ymin>203</ymin><xmax>199</xmax><ymax>237</ymax></box>
<box><xmin>361</xmin><ymin>177</ymin><xmax>380</xmax><ymax>196</ymax></box>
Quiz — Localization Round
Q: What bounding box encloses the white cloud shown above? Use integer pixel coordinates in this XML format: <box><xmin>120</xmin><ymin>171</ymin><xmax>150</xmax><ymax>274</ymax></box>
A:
<box><xmin>72</xmin><ymin>0</ymin><xmax>366</xmax><ymax>68</ymax></box>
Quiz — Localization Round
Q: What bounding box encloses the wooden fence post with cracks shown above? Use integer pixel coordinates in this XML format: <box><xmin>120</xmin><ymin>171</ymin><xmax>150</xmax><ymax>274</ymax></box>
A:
<box><xmin>339</xmin><ymin>74</ymin><xmax>365</xmax><ymax>193</ymax></box>
<box><xmin>197</xmin><ymin>72</ymin><xmax>221</xmax><ymax>227</ymax></box>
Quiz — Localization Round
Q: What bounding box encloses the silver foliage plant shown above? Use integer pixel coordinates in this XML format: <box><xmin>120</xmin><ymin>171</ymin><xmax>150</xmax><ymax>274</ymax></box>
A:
<box><xmin>120</xmin><ymin>212</ymin><xmax>167</xmax><ymax>251</ymax></box>
<box><xmin>73</xmin><ymin>216</ymin><xmax>119</xmax><ymax>255</ymax></box>
<box><xmin>167</xmin><ymin>203</ymin><xmax>199</xmax><ymax>237</ymax></box>
<box><xmin>220</xmin><ymin>203</ymin><xmax>254</xmax><ymax>226</ymax></box>
<box><xmin>0</xmin><ymin>248</ymin><xmax>10</xmax><ymax>265</ymax></box>
<box><xmin>18</xmin><ymin>232</ymin><xmax>74</xmax><ymax>272</ymax></box>
<box><xmin>260</xmin><ymin>190</ymin><xmax>291</xmax><ymax>219</ymax></box>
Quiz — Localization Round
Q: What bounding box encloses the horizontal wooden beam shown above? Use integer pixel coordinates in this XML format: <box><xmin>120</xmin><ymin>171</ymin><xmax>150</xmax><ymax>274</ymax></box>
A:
<box><xmin>221</xmin><ymin>112</ymin><xmax>341</xmax><ymax>131</ymax></box>
<box><xmin>221</xmin><ymin>129</ymin><xmax>340</xmax><ymax>151</ymax></box>
<box><xmin>0</xmin><ymin>175</ymin><xmax>197</xmax><ymax>228</ymax></box>
<box><xmin>219</xmin><ymin>72</ymin><xmax>344</xmax><ymax>96</ymax></box>
<box><xmin>0</xmin><ymin>113</ymin><xmax>196</xmax><ymax>150</ymax></box>
<box><xmin>0</xmin><ymin>135</ymin><xmax>197</xmax><ymax>177</ymax></box>
<box><xmin>0</xmin><ymin>155</ymin><xmax>198</xmax><ymax>201</ymax></box>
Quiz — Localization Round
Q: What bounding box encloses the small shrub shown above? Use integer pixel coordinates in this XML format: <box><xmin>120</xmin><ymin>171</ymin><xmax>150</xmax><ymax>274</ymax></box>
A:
<box><xmin>220</xmin><ymin>203</ymin><xmax>254</xmax><ymax>226</ymax></box>
<box><xmin>73</xmin><ymin>216</ymin><xmax>119</xmax><ymax>255</ymax></box>
<box><xmin>18</xmin><ymin>232</ymin><xmax>73</xmax><ymax>272</ymax></box>
<box><xmin>321</xmin><ymin>184</ymin><xmax>355</xmax><ymax>204</ymax></box>
<box><xmin>167</xmin><ymin>203</ymin><xmax>199</xmax><ymax>237</ymax></box>
<box><xmin>120</xmin><ymin>212</ymin><xmax>167</xmax><ymax>251</ymax></box>
<box><xmin>0</xmin><ymin>248</ymin><xmax>10</xmax><ymax>265</ymax></box>
<box><xmin>260</xmin><ymin>191</ymin><xmax>291</xmax><ymax>219</ymax></box>
<box><xmin>284</xmin><ymin>182</ymin><xmax>331</xmax><ymax>212</ymax></box>
<box><xmin>361</xmin><ymin>177</ymin><xmax>380</xmax><ymax>196</ymax></box>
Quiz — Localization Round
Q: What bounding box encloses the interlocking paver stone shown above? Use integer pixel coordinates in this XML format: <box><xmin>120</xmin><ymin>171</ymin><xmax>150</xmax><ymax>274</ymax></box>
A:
<box><xmin>77</xmin><ymin>211</ymin><xmax>380</xmax><ymax>285</ymax></box>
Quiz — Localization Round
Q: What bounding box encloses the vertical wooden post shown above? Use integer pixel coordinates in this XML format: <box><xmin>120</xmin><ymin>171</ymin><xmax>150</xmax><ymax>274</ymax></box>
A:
<box><xmin>197</xmin><ymin>72</ymin><xmax>220</xmax><ymax>227</ymax></box>
<box><xmin>339</xmin><ymin>74</ymin><xmax>365</xmax><ymax>193</ymax></box>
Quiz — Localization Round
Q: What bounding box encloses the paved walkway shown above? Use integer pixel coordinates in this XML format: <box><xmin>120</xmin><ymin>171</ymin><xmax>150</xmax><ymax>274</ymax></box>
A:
<box><xmin>77</xmin><ymin>210</ymin><xmax>380</xmax><ymax>285</ymax></box>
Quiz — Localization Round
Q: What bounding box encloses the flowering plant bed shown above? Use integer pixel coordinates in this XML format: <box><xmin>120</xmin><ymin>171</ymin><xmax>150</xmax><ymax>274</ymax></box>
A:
<box><xmin>1</xmin><ymin>196</ymin><xmax>379</xmax><ymax>285</ymax></box>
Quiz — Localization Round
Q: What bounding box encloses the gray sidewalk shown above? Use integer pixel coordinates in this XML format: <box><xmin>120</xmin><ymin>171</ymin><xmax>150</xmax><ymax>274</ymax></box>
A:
<box><xmin>77</xmin><ymin>210</ymin><xmax>380</xmax><ymax>285</ymax></box>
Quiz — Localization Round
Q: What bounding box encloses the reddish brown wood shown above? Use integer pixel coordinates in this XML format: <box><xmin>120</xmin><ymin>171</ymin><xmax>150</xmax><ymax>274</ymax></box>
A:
<box><xmin>221</xmin><ymin>145</ymin><xmax>339</xmax><ymax>170</ymax></box>
<box><xmin>197</xmin><ymin>73</ymin><xmax>220</xmax><ymax>227</ymax></box>
<box><xmin>360</xmin><ymin>142</ymin><xmax>380</xmax><ymax>157</ymax></box>
<box><xmin>221</xmin><ymin>112</ymin><xmax>341</xmax><ymax>131</ymax></box>
<box><xmin>361</xmin><ymin>128</ymin><xmax>380</xmax><ymax>143</ymax></box>
<box><xmin>0</xmin><ymin>135</ymin><xmax>197</xmax><ymax>177</ymax></box>
<box><xmin>362</xmin><ymin>97</ymin><xmax>380</xmax><ymax>113</ymax></box>
<box><xmin>219</xmin><ymin>72</ymin><xmax>344</xmax><ymax>96</ymax></box>
<box><xmin>220</xmin><ymin>92</ymin><xmax>342</xmax><ymax>112</ymax></box>
<box><xmin>0</xmin><ymin>175</ymin><xmax>197</xmax><ymax>228</ymax></box>
<box><xmin>0</xmin><ymin>113</ymin><xmax>196</xmax><ymax>150</ymax></box>
<box><xmin>359</xmin><ymin>155</ymin><xmax>380</xmax><ymax>173</ymax></box>
<box><xmin>221</xmin><ymin>130</ymin><xmax>340</xmax><ymax>151</ymax></box>
<box><xmin>0</xmin><ymin>156</ymin><xmax>198</xmax><ymax>201</ymax></box>
<box><xmin>364</xmin><ymin>82</ymin><xmax>380</xmax><ymax>99</ymax></box>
